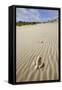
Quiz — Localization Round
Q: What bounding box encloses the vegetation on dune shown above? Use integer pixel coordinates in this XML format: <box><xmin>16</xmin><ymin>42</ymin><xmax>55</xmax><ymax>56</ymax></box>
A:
<box><xmin>16</xmin><ymin>18</ymin><xmax>58</xmax><ymax>26</ymax></box>
<box><xmin>42</xmin><ymin>19</ymin><xmax>58</xmax><ymax>24</ymax></box>
<box><xmin>16</xmin><ymin>21</ymin><xmax>40</xmax><ymax>26</ymax></box>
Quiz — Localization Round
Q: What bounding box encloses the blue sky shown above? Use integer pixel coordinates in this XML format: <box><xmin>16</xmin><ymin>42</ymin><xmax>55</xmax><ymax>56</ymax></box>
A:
<box><xmin>16</xmin><ymin>8</ymin><xmax>58</xmax><ymax>22</ymax></box>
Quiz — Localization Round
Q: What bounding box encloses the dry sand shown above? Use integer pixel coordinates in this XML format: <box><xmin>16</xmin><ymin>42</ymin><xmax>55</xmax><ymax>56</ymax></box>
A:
<box><xmin>16</xmin><ymin>21</ymin><xmax>59</xmax><ymax>82</ymax></box>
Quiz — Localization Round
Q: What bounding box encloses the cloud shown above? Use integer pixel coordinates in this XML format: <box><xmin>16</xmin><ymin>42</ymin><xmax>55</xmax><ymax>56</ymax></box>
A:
<box><xmin>16</xmin><ymin>8</ymin><xmax>58</xmax><ymax>22</ymax></box>
<box><xmin>16</xmin><ymin>8</ymin><xmax>40</xmax><ymax>22</ymax></box>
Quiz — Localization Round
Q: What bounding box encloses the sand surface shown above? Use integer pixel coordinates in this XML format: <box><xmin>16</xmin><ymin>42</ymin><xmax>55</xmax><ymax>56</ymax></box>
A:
<box><xmin>16</xmin><ymin>21</ymin><xmax>59</xmax><ymax>82</ymax></box>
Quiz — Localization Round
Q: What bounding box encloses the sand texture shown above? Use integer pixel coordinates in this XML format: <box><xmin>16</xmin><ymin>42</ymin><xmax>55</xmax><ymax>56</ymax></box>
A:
<box><xmin>16</xmin><ymin>21</ymin><xmax>59</xmax><ymax>82</ymax></box>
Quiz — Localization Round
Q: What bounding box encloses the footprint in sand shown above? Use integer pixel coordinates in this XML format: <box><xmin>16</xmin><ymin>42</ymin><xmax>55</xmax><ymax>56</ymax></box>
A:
<box><xmin>40</xmin><ymin>41</ymin><xmax>44</xmax><ymax>44</ymax></box>
<box><xmin>33</xmin><ymin>55</ymin><xmax>45</xmax><ymax>70</ymax></box>
<box><xmin>37</xmin><ymin>41</ymin><xmax>44</xmax><ymax>44</ymax></box>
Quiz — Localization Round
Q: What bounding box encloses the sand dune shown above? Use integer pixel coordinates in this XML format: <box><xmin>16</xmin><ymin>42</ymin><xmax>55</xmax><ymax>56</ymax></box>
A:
<box><xmin>16</xmin><ymin>21</ymin><xmax>59</xmax><ymax>82</ymax></box>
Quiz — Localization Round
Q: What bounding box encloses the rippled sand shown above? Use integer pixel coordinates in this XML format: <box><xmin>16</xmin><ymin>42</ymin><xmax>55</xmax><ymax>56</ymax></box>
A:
<box><xmin>16</xmin><ymin>21</ymin><xmax>59</xmax><ymax>82</ymax></box>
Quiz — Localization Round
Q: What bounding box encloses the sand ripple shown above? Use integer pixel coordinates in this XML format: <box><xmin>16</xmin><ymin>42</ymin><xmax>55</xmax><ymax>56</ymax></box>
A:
<box><xmin>16</xmin><ymin>41</ymin><xmax>59</xmax><ymax>82</ymax></box>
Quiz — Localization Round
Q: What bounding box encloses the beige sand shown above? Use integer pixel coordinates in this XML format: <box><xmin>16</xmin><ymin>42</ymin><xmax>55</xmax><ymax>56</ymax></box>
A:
<box><xmin>16</xmin><ymin>21</ymin><xmax>59</xmax><ymax>82</ymax></box>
